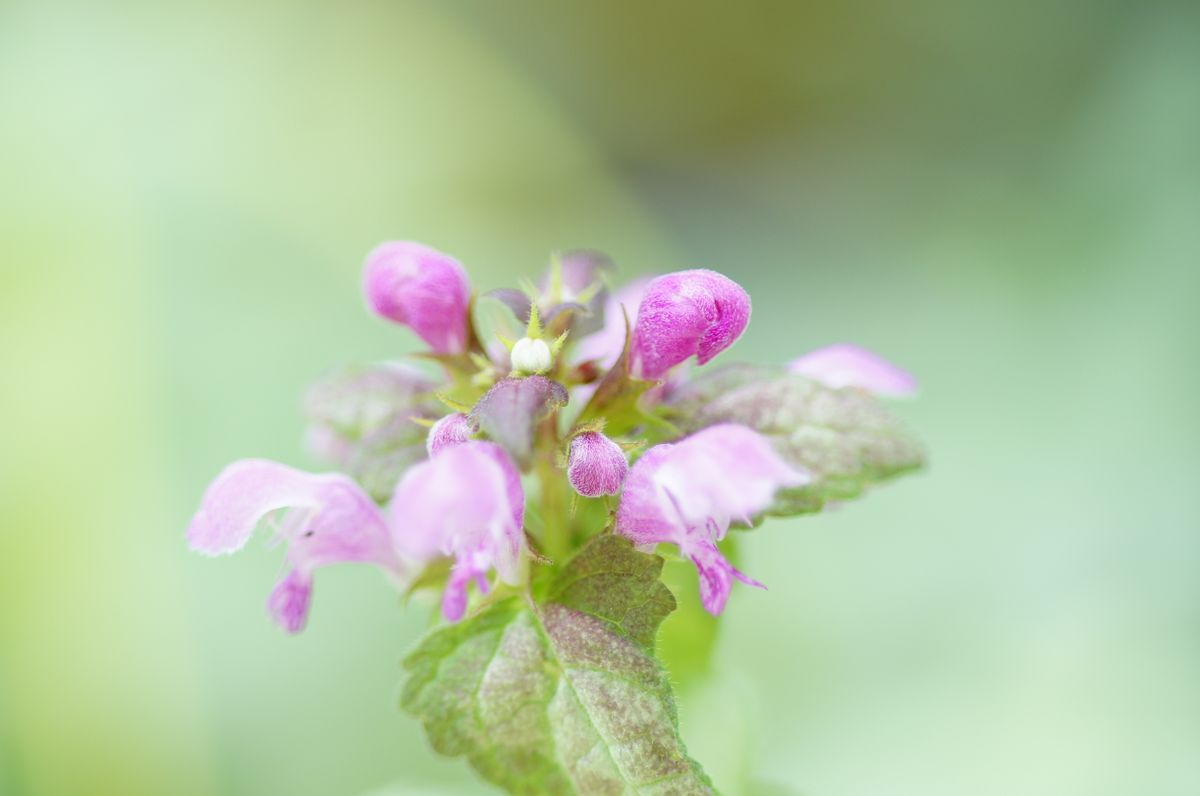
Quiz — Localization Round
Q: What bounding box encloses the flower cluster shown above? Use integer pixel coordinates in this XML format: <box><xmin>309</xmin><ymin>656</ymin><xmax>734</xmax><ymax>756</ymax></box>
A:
<box><xmin>188</xmin><ymin>242</ymin><xmax>916</xmax><ymax>631</ymax></box>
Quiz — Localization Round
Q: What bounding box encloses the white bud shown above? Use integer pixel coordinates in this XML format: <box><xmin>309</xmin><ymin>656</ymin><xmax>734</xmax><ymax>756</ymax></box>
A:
<box><xmin>511</xmin><ymin>337</ymin><xmax>553</xmax><ymax>374</ymax></box>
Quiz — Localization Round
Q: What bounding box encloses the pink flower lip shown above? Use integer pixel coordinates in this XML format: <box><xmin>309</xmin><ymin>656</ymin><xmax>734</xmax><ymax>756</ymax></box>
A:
<box><xmin>187</xmin><ymin>458</ymin><xmax>401</xmax><ymax>633</ymax></box>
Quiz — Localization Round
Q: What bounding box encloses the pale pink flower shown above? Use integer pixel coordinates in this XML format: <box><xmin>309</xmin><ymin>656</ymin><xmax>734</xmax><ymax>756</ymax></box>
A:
<box><xmin>187</xmin><ymin>459</ymin><xmax>401</xmax><ymax>633</ymax></box>
<box><xmin>389</xmin><ymin>442</ymin><xmax>525</xmax><ymax>622</ymax></box>
<box><xmin>615</xmin><ymin>424</ymin><xmax>806</xmax><ymax>614</ymax></box>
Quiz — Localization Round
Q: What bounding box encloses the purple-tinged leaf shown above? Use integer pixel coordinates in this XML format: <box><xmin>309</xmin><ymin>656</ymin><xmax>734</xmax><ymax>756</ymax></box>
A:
<box><xmin>401</xmin><ymin>534</ymin><xmax>713</xmax><ymax>793</ymax></box>
<box><xmin>470</xmin><ymin>376</ymin><xmax>568</xmax><ymax>468</ymax></box>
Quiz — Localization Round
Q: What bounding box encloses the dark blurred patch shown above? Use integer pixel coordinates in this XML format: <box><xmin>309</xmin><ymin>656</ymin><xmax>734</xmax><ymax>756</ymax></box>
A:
<box><xmin>445</xmin><ymin>0</ymin><xmax>1132</xmax><ymax>166</ymax></box>
<box><xmin>444</xmin><ymin>0</ymin><xmax>1195</xmax><ymax>293</ymax></box>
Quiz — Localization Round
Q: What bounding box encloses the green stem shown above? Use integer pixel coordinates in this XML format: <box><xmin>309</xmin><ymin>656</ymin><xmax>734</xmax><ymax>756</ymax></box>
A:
<box><xmin>535</xmin><ymin>417</ymin><xmax>572</xmax><ymax>563</ymax></box>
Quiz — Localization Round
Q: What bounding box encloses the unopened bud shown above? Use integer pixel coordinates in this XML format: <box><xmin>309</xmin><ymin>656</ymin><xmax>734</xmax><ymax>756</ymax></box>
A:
<box><xmin>567</xmin><ymin>431</ymin><xmax>629</xmax><ymax>497</ymax></box>
<box><xmin>511</xmin><ymin>337</ymin><xmax>553</xmax><ymax>374</ymax></box>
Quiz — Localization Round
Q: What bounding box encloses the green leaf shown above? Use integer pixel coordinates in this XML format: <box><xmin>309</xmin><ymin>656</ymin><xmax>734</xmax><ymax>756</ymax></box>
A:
<box><xmin>401</xmin><ymin>535</ymin><xmax>715</xmax><ymax>795</ymax></box>
<box><xmin>663</xmin><ymin>364</ymin><xmax>925</xmax><ymax>517</ymax></box>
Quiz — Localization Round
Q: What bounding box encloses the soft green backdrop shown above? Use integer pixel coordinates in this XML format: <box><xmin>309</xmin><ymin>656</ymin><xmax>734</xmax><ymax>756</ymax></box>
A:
<box><xmin>1</xmin><ymin>2</ymin><xmax>1197</xmax><ymax>794</ymax></box>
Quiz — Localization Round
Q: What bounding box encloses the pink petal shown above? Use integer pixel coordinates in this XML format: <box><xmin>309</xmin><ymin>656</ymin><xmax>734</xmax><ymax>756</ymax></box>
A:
<box><xmin>631</xmin><ymin>269</ymin><xmax>751</xmax><ymax>380</ymax></box>
<box><xmin>286</xmin><ymin>477</ymin><xmax>400</xmax><ymax>572</ymax></box>
<box><xmin>788</xmin><ymin>343</ymin><xmax>917</xmax><ymax>396</ymax></box>
<box><xmin>567</xmin><ymin>431</ymin><xmax>629</xmax><ymax>498</ymax></box>
<box><xmin>657</xmin><ymin>424</ymin><xmax>808</xmax><ymax>533</ymax></box>
<box><xmin>388</xmin><ymin>442</ymin><xmax>525</xmax><ymax>598</ymax></box>
<box><xmin>441</xmin><ymin>547</ymin><xmax>493</xmax><ymax>622</ymax></box>
<box><xmin>426</xmin><ymin>412</ymin><xmax>474</xmax><ymax>457</ymax></box>
<box><xmin>614</xmin><ymin>425</ymin><xmax>802</xmax><ymax>614</ymax></box>
<box><xmin>362</xmin><ymin>241</ymin><xmax>471</xmax><ymax>355</ymax></box>
<box><xmin>612</xmin><ymin>443</ymin><xmax>680</xmax><ymax>548</ymax></box>
<box><xmin>615</xmin><ymin>424</ymin><xmax>806</xmax><ymax>547</ymax></box>
<box><xmin>187</xmin><ymin>459</ymin><xmax>324</xmax><ymax>555</ymax></box>
<box><xmin>476</xmin><ymin>442</ymin><xmax>526</xmax><ymax>534</ymax></box>
<box><xmin>188</xmin><ymin>459</ymin><xmax>401</xmax><ymax>634</ymax></box>
<box><xmin>266</xmin><ymin>569</ymin><xmax>313</xmax><ymax>633</ymax></box>
<box><xmin>687</xmin><ymin>540</ymin><xmax>765</xmax><ymax>616</ymax></box>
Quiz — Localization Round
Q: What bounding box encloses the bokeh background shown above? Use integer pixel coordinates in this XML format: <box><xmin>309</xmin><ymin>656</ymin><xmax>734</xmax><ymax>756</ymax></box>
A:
<box><xmin>2</xmin><ymin>1</ymin><xmax>1197</xmax><ymax>794</ymax></box>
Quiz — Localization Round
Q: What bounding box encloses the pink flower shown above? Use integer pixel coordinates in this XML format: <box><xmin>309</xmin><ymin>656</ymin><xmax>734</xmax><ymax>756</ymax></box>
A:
<box><xmin>389</xmin><ymin>442</ymin><xmax>525</xmax><ymax>622</ymax></box>
<box><xmin>187</xmin><ymin>459</ymin><xmax>402</xmax><ymax>633</ymax></box>
<box><xmin>363</xmin><ymin>241</ymin><xmax>471</xmax><ymax>354</ymax></box>
<box><xmin>787</xmin><ymin>343</ymin><xmax>917</xmax><ymax>396</ymax></box>
<box><xmin>631</xmin><ymin>270</ymin><xmax>751</xmax><ymax>380</ymax></box>
<box><xmin>426</xmin><ymin>412</ymin><xmax>474</xmax><ymax>456</ymax></box>
<box><xmin>426</xmin><ymin>417</ymin><xmax>523</xmax><ymax>536</ymax></box>
<box><xmin>615</xmin><ymin>424</ymin><xmax>807</xmax><ymax>615</ymax></box>
<box><xmin>567</xmin><ymin>431</ymin><xmax>628</xmax><ymax>497</ymax></box>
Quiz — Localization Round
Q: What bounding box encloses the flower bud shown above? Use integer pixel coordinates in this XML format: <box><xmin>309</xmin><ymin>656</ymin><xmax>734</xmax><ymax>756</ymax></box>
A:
<box><xmin>426</xmin><ymin>412</ymin><xmax>473</xmax><ymax>457</ymax></box>
<box><xmin>363</xmin><ymin>241</ymin><xmax>471</xmax><ymax>354</ymax></box>
<box><xmin>511</xmin><ymin>337</ymin><xmax>553</xmax><ymax>374</ymax></box>
<box><xmin>631</xmin><ymin>269</ymin><xmax>751</xmax><ymax>380</ymax></box>
<box><xmin>567</xmin><ymin>431</ymin><xmax>629</xmax><ymax>497</ymax></box>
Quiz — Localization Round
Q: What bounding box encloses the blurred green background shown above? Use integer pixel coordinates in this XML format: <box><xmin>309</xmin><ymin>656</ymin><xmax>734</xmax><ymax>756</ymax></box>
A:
<box><xmin>1</xmin><ymin>1</ymin><xmax>1197</xmax><ymax>794</ymax></box>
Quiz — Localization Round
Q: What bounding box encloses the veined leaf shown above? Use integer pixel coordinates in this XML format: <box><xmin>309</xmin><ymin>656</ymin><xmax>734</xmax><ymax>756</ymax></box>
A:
<box><xmin>663</xmin><ymin>364</ymin><xmax>925</xmax><ymax>516</ymax></box>
<box><xmin>401</xmin><ymin>535</ymin><xmax>715</xmax><ymax>795</ymax></box>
